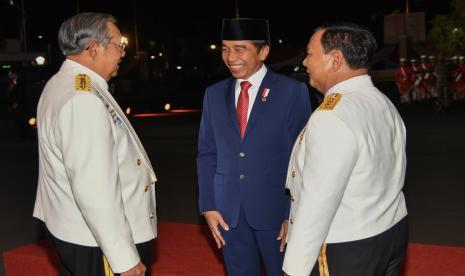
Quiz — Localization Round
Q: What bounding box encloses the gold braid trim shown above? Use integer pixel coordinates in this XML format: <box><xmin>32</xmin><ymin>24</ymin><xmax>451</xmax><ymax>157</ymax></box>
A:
<box><xmin>317</xmin><ymin>93</ymin><xmax>342</xmax><ymax>111</ymax></box>
<box><xmin>75</xmin><ymin>74</ymin><xmax>91</xmax><ymax>92</ymax></box>
<box><xmin>318</xmin><ymin>243</ymin><xmax>330</xmax><ymax>276</ymax></box>
<box><xmin>103</xmin><ymin>255</ymin><xmax>114</xmax><ymax>276</ymax></box>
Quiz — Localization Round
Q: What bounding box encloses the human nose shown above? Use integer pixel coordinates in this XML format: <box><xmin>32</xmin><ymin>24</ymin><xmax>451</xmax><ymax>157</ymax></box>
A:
<box><xmin>226</xmin><ymin>51</ymin><xmax>238</xmax><ymax>63</ymax></box>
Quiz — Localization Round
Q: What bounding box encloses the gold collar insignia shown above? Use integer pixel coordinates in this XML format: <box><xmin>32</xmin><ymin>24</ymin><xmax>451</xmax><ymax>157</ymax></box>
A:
<box><xmin>75</xmin><ymin>74</ymin><xmax>91</xmax><ymax>92</ymax></box>
<box><xmin>317</xmin><ymin>93</ymin><xmax>342</xmax><ymax>111</ymax></box>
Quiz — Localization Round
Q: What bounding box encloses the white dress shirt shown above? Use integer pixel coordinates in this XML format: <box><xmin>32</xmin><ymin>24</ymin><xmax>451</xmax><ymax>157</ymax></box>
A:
<box><xmin>235</xmin><ymin>64</ymin><xmax>267</xmax><ymax>120</ymax></box>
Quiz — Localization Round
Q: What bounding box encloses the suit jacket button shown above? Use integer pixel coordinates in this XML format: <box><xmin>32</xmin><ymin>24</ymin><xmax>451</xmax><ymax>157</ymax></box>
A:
<box><xmin>136</xmin><ymin>159</ymin><xmax>141</xmax><ymax>166</ymax></box>
<box><xmin>291</xmin><ymin>195</ymin><xmax>295</xmax><ymax>202</ymax></box>
<box><xmin>150</xmin><ymin>213</ymin><xmax>154</xmax><ymax>219</ymax></box>
<box><xmin>239</xmin><ymin>152</ymin><xmax>245</xmax><ymax>157</ymax></box>
<box><xmin>239</xmin><ymin>174</ymin><xmax>245</xmax><ymax>180</ymax></box>
<box><xmin>292</xmin><ymin>171</ymin><xmax>296</xmax><ymax>177</ymax></box>
<box><xmin>144</xmin><ymin>185</ymin><xmax>148</xmax><ymax>192</ymax></box>
<box><xmin>290</xmin><ymin>219</ymin><xmax>294</xmax><ymax>224</ymax></box>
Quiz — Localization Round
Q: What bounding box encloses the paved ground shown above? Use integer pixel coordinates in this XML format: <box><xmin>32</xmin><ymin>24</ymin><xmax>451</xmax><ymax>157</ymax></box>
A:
<box><xmin>0</xmin><ymin>94</ymin><xmax>464</xmax><ymax>275</ymax></box>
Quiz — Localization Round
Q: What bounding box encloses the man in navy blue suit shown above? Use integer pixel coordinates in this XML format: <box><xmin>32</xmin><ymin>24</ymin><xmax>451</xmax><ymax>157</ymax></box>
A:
<box><xmin>197</xmin><ymin>18</ymin><xmax>311</xmax><ymax>275</ymax></box>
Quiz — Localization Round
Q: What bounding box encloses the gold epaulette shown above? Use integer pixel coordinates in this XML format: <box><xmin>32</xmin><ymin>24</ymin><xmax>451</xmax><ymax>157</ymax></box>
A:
<box><xmin>317</xmin><ymin>93</ymin><xmax>342</xmax><ymax>111</ymax></box>
<box><xmin>75</xmin><ymin>74</ymin><xmax>91</xmax><ymax>93</ymax></box>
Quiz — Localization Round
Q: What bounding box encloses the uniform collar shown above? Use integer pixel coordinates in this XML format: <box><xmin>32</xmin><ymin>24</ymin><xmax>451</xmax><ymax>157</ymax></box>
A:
<box><xmin>61</xmin><ymin>59</ymin><xmax>109</xmax><ymax>91</ymax></box>
<box><xmin>325</xmin><ymin>74</ymin><xmax>373</xmax><ymax>97</ymax></box>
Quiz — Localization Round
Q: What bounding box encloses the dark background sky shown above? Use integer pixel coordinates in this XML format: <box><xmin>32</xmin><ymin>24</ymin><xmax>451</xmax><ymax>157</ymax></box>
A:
<box><xmin>0</xmin><ymin>0</ymin><xmax>454</xmax><ymax>52</ymax></box>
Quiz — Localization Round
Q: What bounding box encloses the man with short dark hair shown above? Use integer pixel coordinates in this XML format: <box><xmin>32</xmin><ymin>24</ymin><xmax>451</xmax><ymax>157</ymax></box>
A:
<box><xmin>33</xmin><ymin>13</ymin><xmax>156</xmax><ymax>276</ymax></box>
<box><xmin>197</xmin><ymin>18</ymin><xmax>311</xmax><ymax>275</ymax></box>
<box><xmin>283</xmin><ymin>23</ymin><xmax>408</xmax><ymax>276</ymax></box>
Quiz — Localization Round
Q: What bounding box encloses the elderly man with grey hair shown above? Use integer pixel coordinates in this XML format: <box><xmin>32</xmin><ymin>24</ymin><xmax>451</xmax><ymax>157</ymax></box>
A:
<box><xmin>33</xmin><ymin>12</ymin><xmax>157</xmax><ymax>276</ymax></box>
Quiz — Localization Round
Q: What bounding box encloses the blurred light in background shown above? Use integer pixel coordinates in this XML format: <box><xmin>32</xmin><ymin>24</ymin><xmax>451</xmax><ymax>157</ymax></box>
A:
<box><xmin>28</xmin><ymin>117</ymin><xmax>36</xmax><ymax>127</ymax></box>
<box><xmin>35</xmin><ymin>56</ymin><xmax>46</xmax><ymax>65</ymax></box>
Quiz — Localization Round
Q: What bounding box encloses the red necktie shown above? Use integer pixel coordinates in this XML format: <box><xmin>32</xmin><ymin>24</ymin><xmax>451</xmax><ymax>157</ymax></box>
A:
<box><xmin>237</xmin><ymin>81</ymin><xmax>251</xmax><ymax>139</ymax></box>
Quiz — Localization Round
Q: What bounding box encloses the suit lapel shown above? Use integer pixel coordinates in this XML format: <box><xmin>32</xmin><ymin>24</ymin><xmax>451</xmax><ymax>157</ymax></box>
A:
<box><xmin>225</xmin><ymin>78</ymin><xmax>241</xmax><ymax>137</ymax></box>
<box><xmin>244</xmin><ymin>70</ymin><xmax>275</xmax><ymax>138</ymax></box>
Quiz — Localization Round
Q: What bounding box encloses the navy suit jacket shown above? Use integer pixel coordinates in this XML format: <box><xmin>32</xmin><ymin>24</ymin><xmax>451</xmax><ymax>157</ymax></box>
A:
<box><xmin>197</xmin><ymin>69</ymin><xmax>311</xmax><ymax>230</ymax></box>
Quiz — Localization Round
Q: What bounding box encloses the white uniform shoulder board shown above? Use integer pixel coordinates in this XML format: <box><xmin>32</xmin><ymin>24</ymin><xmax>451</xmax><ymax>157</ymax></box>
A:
<box><xmin>317</xmin><ymin>93</ymin><xmax>342</xmax><ymax>111</ymax></box>
<box><xmin>75</xmin><ymin>74</ymin><xmax>91</xmax><ymax>93</ymax></box>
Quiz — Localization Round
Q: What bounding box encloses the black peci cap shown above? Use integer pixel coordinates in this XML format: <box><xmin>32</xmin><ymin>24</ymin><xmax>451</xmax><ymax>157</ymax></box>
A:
<box><xmin>221</xmin><ymin>18</ymin><xmax>270</xmax><ymax>43</ymax></box>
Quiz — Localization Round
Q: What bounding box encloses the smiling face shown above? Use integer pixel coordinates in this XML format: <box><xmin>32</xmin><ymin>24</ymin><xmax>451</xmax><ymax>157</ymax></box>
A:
<box><xmin>302</xmin><ymin>30</ymin><xmax>333</xmax><ymax>93</ymax></box>
<box><xmin>221</xmin><ymin>40</ymin><xmax>269</xmax><ymax>80</ymax></box>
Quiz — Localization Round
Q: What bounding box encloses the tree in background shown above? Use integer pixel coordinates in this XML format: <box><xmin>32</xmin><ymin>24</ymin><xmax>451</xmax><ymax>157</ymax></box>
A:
<box><xmin>428</xmin><ymin>0</ymin><xmax>465</xmax><ymax>55</ymax></box>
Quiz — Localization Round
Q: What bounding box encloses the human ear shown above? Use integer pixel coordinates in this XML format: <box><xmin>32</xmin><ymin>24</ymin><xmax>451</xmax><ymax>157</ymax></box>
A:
<box><xmin>87</xmin><ymin>42</ymin><xmax>99</xmax><ymax>60</ymax></box>
<box><xmin>330</xmin><ymin>50</ymin><xmax>343</xmax><ymax>71</ymax></box>
<box><xmin>259</xmin><ymin>45</ymin><xmax>270</xmax><ymax>61</ymax></box>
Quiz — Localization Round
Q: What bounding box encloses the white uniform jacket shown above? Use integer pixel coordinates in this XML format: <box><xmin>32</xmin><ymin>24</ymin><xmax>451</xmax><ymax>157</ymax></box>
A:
<box><xmin>283</xmin><ymin>75</ymin><xmax>408</xmax><ymax>276</ymax></box>
<box><xmin>33</xmin><ymin>59</ymin><xmax>157</xmax><ymax>273</ymax></box>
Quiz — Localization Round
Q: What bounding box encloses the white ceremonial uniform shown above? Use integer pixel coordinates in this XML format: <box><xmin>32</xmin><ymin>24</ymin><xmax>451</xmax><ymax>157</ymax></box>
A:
<box><xmin>282</xmin><ymin>75</ymin><xmax>408</xmax><ymax>276</ymax></box>
<box><xmin>33</xmin><ymin>59</ymin><xmax>157</xmax><ymax>273</ymax></box>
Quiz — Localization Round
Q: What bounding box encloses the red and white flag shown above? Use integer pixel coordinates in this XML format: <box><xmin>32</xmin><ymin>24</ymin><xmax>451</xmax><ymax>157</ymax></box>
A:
<box><xmin>261</xmin><ymin>88</ymin><xmax>270</xmax><ymax>102</ymax></box>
